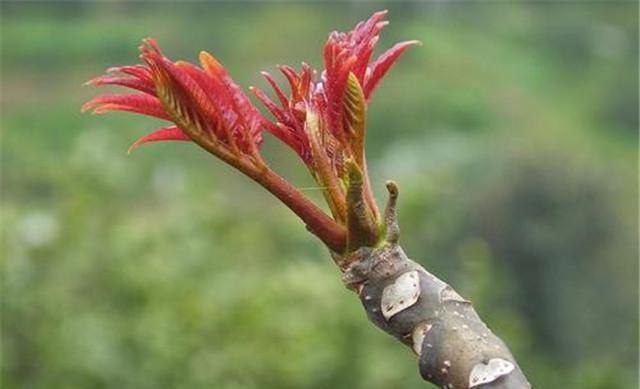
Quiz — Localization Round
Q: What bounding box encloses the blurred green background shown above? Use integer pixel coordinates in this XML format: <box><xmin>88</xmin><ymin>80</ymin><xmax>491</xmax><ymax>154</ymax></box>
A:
<box><xmin>2</xmin><ymin>1</ymin><xmax>638</xmax><ymax>388</ymax></box>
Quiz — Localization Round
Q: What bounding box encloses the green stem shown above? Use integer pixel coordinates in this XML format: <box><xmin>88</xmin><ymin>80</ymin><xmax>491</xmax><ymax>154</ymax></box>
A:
<box><xmin>345</xmin><ymin>160</ymin><xmax>380</xmax><ymax>252</ymax></box>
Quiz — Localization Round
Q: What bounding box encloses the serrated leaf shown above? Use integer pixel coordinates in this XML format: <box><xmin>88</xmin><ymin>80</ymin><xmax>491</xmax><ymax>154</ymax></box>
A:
<box><xmin>344</xmin><ymin>72</ymin><xmax>366</xmax><ymax>165</ymax></box>
<box><xmin>128</xmin><ymin>126</ymin><xmax>191</xmax><ymax>154</ymax></box>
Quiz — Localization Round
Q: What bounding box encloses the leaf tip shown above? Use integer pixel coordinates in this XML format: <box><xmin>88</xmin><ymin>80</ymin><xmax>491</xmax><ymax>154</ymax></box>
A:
<box><xmin>127</xmin><ymin>141</ymin><xmax>142</xmax><ymax>155</ymax></box>
<box><xmin>199</xmin><ymin>50</ymin><xmax>223</xmax><ymax>73</ymax></box>
<box><xmin>80</xmin><ymin>101</ymin><xmax>94</xmax><ymax>113</ymax></box>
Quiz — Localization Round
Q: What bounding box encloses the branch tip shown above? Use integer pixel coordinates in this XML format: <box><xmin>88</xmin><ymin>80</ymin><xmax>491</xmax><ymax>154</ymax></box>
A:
<box><xmin>384</xmin><ymin>180</ymin><xmax>400</xmax><ymax>243</ymax></box>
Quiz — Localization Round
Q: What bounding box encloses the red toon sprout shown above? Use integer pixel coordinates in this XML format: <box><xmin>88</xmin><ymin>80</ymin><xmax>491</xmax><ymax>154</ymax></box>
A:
<box><xmin>83</xmin><ymin>11</ymin><xmax>417</xmax><ymax>254</ymax></box>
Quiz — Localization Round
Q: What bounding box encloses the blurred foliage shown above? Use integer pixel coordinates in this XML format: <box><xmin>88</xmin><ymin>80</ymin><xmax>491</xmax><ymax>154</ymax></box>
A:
<box><xmin>1</xmin><ymin>1</ymin><xmax>637</xmax><ymax>388</ymax></box>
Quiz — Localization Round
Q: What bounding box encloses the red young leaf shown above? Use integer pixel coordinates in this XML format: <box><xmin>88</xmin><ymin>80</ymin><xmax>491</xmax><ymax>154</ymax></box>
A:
<box><xmin>128</xmin><ymin>126</ymin><xmax>191</xmax><ymax>154</ymax></box>
<box><xmin>364</xmin><ymin>40</ymin><xmax>420</xmax><ymax>99</ymax></box>
<box><xmin>81</xmin><ymin>93</ymin><xmax>170</xmax><ymax>121</ymax></box>
<box><xmin>84</xmin><ymin>75</ymin><xmax>156</xmax><ymax>96</ymax></box>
